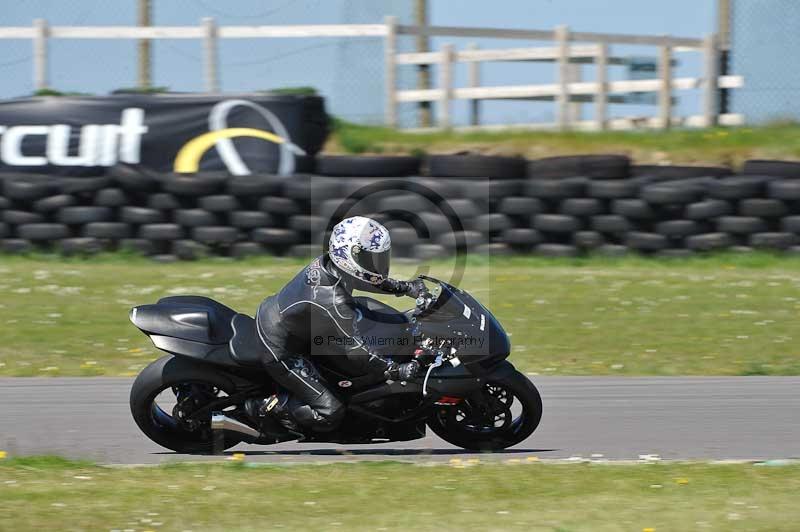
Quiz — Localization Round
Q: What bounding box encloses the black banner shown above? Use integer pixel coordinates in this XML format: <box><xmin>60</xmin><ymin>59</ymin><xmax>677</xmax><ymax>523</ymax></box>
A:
<box><xmin>0</xmin><ymin>93</ymin><xmax>329</xmax><ymax>176</ymax></box>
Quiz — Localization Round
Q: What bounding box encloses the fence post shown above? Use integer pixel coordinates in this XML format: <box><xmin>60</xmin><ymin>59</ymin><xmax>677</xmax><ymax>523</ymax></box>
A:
<box><xmin>439</xmin><ymin>43</ymin><xmax>454</xmax><ymax>129</ymax></box>
<box><xmin>202</xmin><ymin>17</ymin><xmax>219</xmax><ymax>93</ymax></box>
<box><xmin>658</xmin><ymin>39</ymin><xmax>673</xmax><ymax>129</ymax></box>
<box><xmin>555</xmin><ymin>25</ymin><xmax>570</xmax><ymax>130</ymax></box>
<box><xmin>595</xmin><ymin>42</ymin><xmax>608</xmax><ymax>130</ymax></box>
<box><xmin>467</xmin><ymin>43</ymin><xmax>480</xmax><ymax>126</ymax></box>
<box><xmin>703</xmin><ymin>33</ymin><xmax>719</xmax><ymax>127</ymax></box>
<box><xmin>384</xmin><ymin>16</ymin><xmax>398</xmax><ymax>128</ymax></box>
<box><xmin>33</xmin><ymin>18</ymin><xmax>49</xmax><ymax>91</ymax></box>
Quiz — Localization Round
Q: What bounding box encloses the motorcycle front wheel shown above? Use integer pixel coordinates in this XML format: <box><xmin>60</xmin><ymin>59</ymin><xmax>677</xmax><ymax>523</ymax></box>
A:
<box><xmin>130</xmin><ymin>355</ymin><xmax>245</xmax><ymax>454</ymax></box>
<box><xmin>427</xmin><ymin>368</ymin><xmax>542</xmax><ymax>451</ymax></box>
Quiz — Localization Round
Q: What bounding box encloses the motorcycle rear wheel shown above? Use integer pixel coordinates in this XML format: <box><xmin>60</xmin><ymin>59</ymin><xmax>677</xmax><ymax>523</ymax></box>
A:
<box><xmin>427</xmin><ymin>369</ymin><xmax>542</xmax><ymax>451</ymax></box>
<box><xmin>130</xmin><ymin>355</ymin><xmax>245</xmax><ymax>454</ymax></box>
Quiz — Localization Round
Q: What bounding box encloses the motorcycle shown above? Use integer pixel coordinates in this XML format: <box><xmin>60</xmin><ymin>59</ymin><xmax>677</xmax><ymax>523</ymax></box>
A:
<box><xmin>129</xmin><ymin>275</ymin><xmax>542</xmax><ymax>453</ymax></box>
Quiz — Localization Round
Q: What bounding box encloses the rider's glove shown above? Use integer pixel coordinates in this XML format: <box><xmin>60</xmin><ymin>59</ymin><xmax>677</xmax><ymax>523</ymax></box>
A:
<box><xmin>401</xmin><ymin>279</ymin><xmax>428</xmax><ymax>299</ymax></box>
<box><xmin>385</xmin><ymin>360</ymin><xmax>420</xmax><ymax>382</ymax></box>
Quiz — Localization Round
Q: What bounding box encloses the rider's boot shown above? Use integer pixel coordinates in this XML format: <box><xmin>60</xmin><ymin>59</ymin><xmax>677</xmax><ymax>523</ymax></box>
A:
<box><xmin>245</xmin><ymin>392</ymin><xmax>300</xmax><ymax>433</ymax></box>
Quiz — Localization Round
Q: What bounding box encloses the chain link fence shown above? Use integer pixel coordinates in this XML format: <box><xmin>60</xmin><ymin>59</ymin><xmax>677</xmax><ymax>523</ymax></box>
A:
<box><xmin>729</xmin><ymin>0</ymin><xmax>800</xmax><ymax>124</ymax></box>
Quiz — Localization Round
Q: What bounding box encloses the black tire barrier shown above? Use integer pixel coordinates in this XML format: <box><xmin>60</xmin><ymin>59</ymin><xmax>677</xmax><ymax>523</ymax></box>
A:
<box><xmin>173</xmin><ymin>239</ymin><xmax>210</xmax><ymax>260</ymax></box>
<box><xmin>58</xmin><ymin>237</ymin><xmax>106</xmax><ymax>256</ymax></box>
<box><xmin>226</xmin><ymin>175</ymin><xmax>283</xmax><ymax>197</ymax></box>
<box><xmin>199</xmin><ymin>194</ymin><xmax>241</xmax><ymax>212</ymax></box>
<box><xmin>738</xmin><ymin>198</ymin><xmax>788</xmax><ymax>218</ymax></box>
<box><xmin>317</xmin><ymin>155</ymin><xmax>421</xmax><ymax>177</ymax></box>
<box><xmin>686</xmin><ymin>199</ymin><xmax>733</xmax><ymax>220</ymax></box>
<box><xmin>612</xmin><ymin>199</ymin><xmax>657</xmax><ymax>220</ymax></box>
<box><xmin>3</xmin><ymin>178</ymin><xmax>59</xmax><ymax>201</ymax></box>
<box><xmin>121</xmin><ymin>206</ymin><xmax>167</xmax><ymax>224</ymax></box>
<box><xmin>147</xmin><ymin>193</ymin><xmax>181</xmax><ymax>211</ymax></box>
<box><xmin>94</xmin><ymin>188</ymin><xmax>130</xmax><ymax>207</ymax></box>
<box><xmin>4</xmin><ymin>210</ymin><xmax>45</xmax><ymax>225</ymax></box>
<box><xmin>6</xmin><ymin>155</ymin><xmax>800</xmax><ymax>259</ymax></box>
<box><xmin>192</xmin><ymin>226</ymin><xmax>240</xmax><ymax>245</ymax></box>
<box><xmin>716</xmin><ymin>216</ymin><xmax>769</xmax><ymax>235</ymax></box>
<box><xmin>527</xmin><ymin>154</ymin><xmax>630</xmax><ymax>179</ymax></box>
<box><xmin>259</xmin><ymin>196</ymin><xmax>303</xmax><ymax>216</ymax></box>
<box><xmin>110</xmin><ymin>163</ymin><xmax>161</xmax><ymax>191</ymax></box>
<box><xmin>559</xmin><ymin>198</ymin><xmax>604</xmax><ymax>217</ymax></box>
<box><xmin>446</xmin><ymin>178</ymin><xmax>523</xmax><ymax>200</ymax></box>
<box><xmin>750</xmin><ymin>232</ymin><xmax>797</xmax><ymax>250</ymax></box>
<box><xmin>655</xmin><ymin>220</ymin><xmax>704</xmax><ymax>238</ymax></box>
<box><xmin>33</xmin><ymin>194</ymin><xmax>77</xmax><ymax>213</ymax></box>
<box><xmin>768</xmin><ymin>180</ymin><xmax>800</xmax><ymax>200</ymax></box>
<box><xmin>57</xmin><ymin>206</ymin><xmax>113</xmax><ymax>225</ymax></box>
<box><xmin>428</xmin><ymin>154</ymin><xmax>526</xmax><ymax>179</ymax></box>
<box><xmin>18</xmin><ymin>223</ymin><xmax>70</xmax><ymax>241</ymax></box>
<box><xmin>160</xmin><ymin>173</ymin><xmax>227</xmax><ymax>197</ymax></box>
<box><xmin>1</xmin><ymin>238</ymin><xmax>34</xmax><ymax>254</ymax></box>
<box><xmin>626</xmin><ymin>231</ymin><xmax>668</xmax><ymax>252</ymax></box>
<box><xmin>707</xmin><ymin>176</ymin><xmax>772</xmax><ymax>200</ymax></box>
<box><xmin>535</xmin><ymin>243</ymin><xmax>579</xmax><ymax>257</ymax></box>
<box><xmin>499</xmin><ymin>197</ymin><xmax>544</xmax><ymax>216</ymax></box>
<box><xmin>174</xmin><ymin>209</ymin><xmax>220</xmax><ymax>227</ymax></box>
<box><xmin>59</xmin><ymin>176</ymin><xmax>111</xmax><ymax>195</ymax></box>
<box><xmin>230</xmin><ymin>211</ymin><xmax>274</xmax><ymax>229</ymax></box>
<box><xmin>587</xmin><ymin>179</ymin><xmax>641</xmax><ymax>199</ymax></box>
<box><xmin>573</xmin><ymin>231</ymin><xmax>605</xmax><ymax>249</ymax></box>
<box><xmin>742</xmin><ymin>159</ymin><xmax>800</xmax><ymax>179</ymax></box>
<box><xmin>83</xmin><ymin>222</ymin><xmax>132</xmax><ymax>239</ymax></box>
<box><xmin>533</xmin><ymin>214</ymin><xmax>582</xmax><ymax>233</ymax></box>
<box><xmin>139</xmin><ymin>223</ymin><xmax>185</xmax><ymax>241</ymax></box>
<box><xmin>591</xmin><ymin>215</ymin><xmax>631</xmax><ymax>234</ymax></box>
<box><xmin>631</xmin><ymin>164</ymin><xmax>732</xmax><ymax>179</ymax></box>
<box><xmin>524</xmin><ymin>177</ymin><xmax>587</xmax><ymax>199</ymax></box>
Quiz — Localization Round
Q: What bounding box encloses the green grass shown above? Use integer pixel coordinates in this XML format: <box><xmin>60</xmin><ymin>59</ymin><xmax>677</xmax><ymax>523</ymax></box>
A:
<box><xmin>0</xmin><ymin>458</ymin><xmax>798</xmax><ymax>531</ymax></box>
<box><xmin>328</xmin><ymin>120</ymin><xmax>800</xmax><ymax>166</ymax></box>
<box><xmin>1</xmin><ymin>252</ymin><xmax>800</xmax><ymax>376</ymax></box>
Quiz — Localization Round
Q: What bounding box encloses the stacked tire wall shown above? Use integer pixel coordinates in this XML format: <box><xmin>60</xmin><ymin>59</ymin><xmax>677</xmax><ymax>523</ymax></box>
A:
<box><xmin>3</xmin><ymin>157</ymin><xmax>800</xmax><ymax>260</ymax></box>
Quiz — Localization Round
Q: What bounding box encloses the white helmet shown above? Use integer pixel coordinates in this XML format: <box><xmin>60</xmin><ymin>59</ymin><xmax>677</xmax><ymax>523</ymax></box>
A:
<box><xmin>328</xmin><ymin>216</ymin><xmax>392</xmax><ymax>285</ymax></box>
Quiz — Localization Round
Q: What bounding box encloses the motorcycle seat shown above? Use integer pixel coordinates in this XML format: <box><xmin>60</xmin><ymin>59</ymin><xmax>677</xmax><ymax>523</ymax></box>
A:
<box><xmin>131</xmin><ymin>300</ymin><xmax>235</xmax><ymax>345</ymax></box>
<box><xmin>228</xmin><ymin>313</ymin><xmax>265</xmax><ymax>366</ymax></box>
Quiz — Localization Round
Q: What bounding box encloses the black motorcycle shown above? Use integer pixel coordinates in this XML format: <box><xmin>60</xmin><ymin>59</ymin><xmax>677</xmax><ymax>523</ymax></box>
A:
<box><xmin>129</xmin><ymin>276</ymin><xmax>542</xmax><ymax>453</ymax></box>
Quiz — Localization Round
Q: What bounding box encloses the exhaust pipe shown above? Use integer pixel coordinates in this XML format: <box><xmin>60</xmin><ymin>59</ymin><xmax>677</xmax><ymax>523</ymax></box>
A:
<box><xmin>211</xmin><ymin>413</ymin><xmax>260</xmax><ymax>438</ymax></box>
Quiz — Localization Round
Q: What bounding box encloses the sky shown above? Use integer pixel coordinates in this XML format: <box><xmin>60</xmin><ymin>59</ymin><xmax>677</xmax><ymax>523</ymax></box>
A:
<box><xmin>0</xmin><ymin>0</ymin><xmax>717</xmax><ymax>125</ymax></box>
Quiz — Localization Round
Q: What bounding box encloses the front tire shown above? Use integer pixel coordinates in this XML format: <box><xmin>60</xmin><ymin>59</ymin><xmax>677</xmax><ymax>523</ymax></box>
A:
<box><xmin>427</xmin><ymin>369</ymin><xmax>542</xmax><ymax>451</ymax></box>
<box><xmin>130</xmin><ymin>355</ymin><xmax>244</xmax><ymax>454</ymax></box>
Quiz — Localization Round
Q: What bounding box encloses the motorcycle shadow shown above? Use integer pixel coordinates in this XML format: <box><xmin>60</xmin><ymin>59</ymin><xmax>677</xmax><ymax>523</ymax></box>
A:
<box><xmin>154</xmin><ymin>448</ymin><xmax>556</xmax><ymax>457</ymax></box>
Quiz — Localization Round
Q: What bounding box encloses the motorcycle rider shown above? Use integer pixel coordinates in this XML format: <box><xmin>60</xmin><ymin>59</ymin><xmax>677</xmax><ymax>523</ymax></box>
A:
<box><xmin>247</xmin><ymin>216</ymin><xmax>427</xmax><ymax>432</ymax></box>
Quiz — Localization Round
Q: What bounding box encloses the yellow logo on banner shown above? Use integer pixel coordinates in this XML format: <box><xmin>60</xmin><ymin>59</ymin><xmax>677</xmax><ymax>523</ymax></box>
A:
<box><xmin>173</xmin><ymin>127</ymin><xmax>288</xmax><ymax>173</ymax></box>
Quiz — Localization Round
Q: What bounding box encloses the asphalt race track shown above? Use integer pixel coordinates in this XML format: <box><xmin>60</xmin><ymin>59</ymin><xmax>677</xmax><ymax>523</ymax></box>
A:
<box><xmin>1</xmin><ymin>377</ymin><xmax>798</xmax><ymax>464</ymax></box>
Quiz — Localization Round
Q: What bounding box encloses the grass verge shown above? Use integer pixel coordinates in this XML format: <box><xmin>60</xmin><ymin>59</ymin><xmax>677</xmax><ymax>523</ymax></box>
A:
<box><xmin>0</xmin><ymin>457</ymin><xmax>798</xmax><ymax>531</ymax></box>
<box><xmin>327</xmin><ymin>120</ymin><xmax>800</xmax><ymax>166</ymax></box>
<box><xmin>1</xmin><ymin>252</ymin><xmax>800</xmax><ymax>376</ymax></box>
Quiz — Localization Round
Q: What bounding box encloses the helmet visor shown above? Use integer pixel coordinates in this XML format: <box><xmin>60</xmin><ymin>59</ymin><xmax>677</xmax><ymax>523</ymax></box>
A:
<box><xmin>355</xmin><ymin>248</ymin><xmax>390</xmax><ymax>279</ymax></box>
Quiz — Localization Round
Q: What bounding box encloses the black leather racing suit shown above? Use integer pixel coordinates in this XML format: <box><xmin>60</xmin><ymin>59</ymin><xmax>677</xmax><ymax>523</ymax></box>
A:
<box><xmin>255</xmin><ymin>255</ymin><xmax>413</xmax><ymax>432</ymax></box>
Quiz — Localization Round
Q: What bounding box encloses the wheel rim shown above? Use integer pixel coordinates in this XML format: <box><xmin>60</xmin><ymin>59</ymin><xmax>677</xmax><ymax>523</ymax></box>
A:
<box><xmin>435</xmin><ymin>382</ymin><xmax>526</xmax><ymax>439</ymax></box>
<box><xmin>149</xmin><ymin>380</ymin><xmax>236</xmax><ymax>443</ymax></box>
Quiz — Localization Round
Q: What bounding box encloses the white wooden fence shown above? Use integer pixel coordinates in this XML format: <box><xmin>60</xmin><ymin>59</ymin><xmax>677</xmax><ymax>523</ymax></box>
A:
<box><xmin>0</xmin><ymin>16</ymin><xmax>743</xmax><ymax>130</ymax></box>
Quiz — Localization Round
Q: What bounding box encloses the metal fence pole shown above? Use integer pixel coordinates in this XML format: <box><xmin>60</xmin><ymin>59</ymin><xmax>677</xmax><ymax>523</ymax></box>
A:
<box><xmin>202</xmin><ymin>17</ymin><xmax>219</xmax><ymax>93</ymax></box>
<box><xmin>658</xmin><ymin>40</ymin><xmax>673</xmax><ymax>129</ymax></box>
<box><xmin>703</xmin><ymin>33</ymin><xmax>720</xmax><ymax>127</ymax></box>
<box><xmin>467</xmin><ymin>43</ymin><xmax>481</xmax><ymax>126</ymax></box>
<box><xmin>555</xmin><ymin>25</ymin><xmax>570</xmax><ymax>130</ymax></box>
<box><xmin>384</xmin><ymin>16</ymin><xmax>398</xmax><ymax>128</ymax></box>
<box><xmin>33</xmin><ymin>18</ymin><xmax>49</xmax><ymax>91</ymax></box>
<box><xmin>595</xmin><ymin>42</ymin><xmax>609</xmax><ymax>130</ymax></box>
<box><xmin>439</xmin><ymin>43</ymin><xmax>454</xmax><ymax>128</ymax></box>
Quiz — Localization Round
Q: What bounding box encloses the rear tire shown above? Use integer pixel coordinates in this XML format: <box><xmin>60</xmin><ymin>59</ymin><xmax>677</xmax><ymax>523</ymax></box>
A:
<box><xmin>130</xmin><ymin>355</ymin><xmax>244</xmax><ymax>454</ymax></box>
<box><xmin>427</xmin><ymin>369</ymin><xmax>542</xmax><ymax>451</ymax></box>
